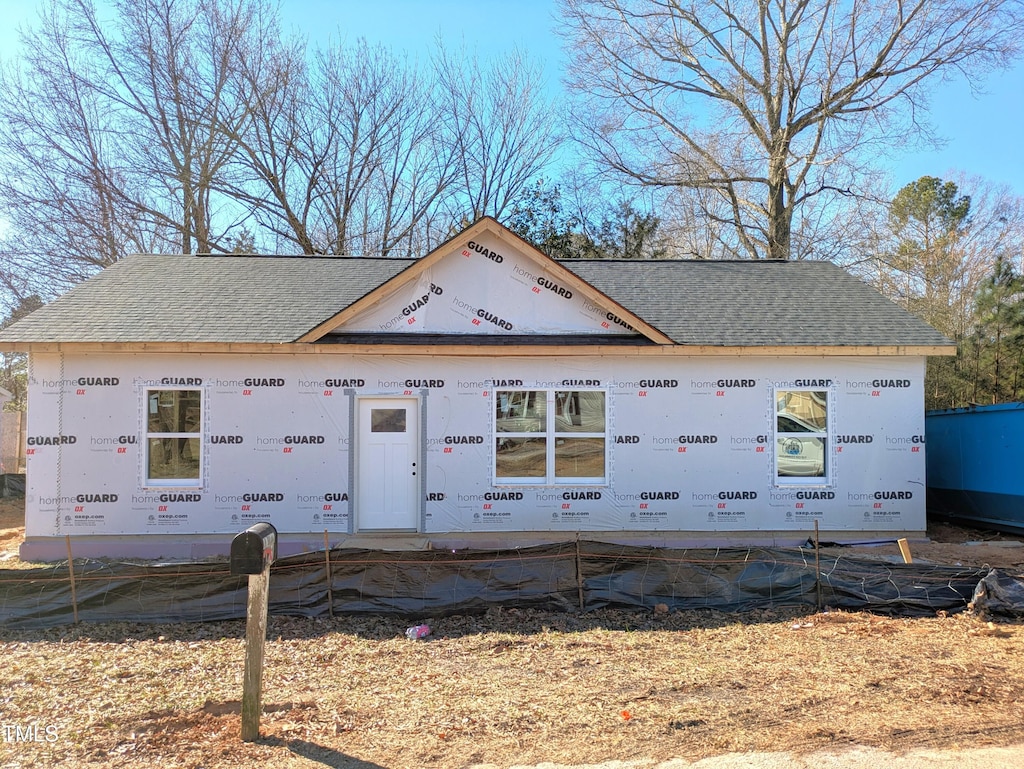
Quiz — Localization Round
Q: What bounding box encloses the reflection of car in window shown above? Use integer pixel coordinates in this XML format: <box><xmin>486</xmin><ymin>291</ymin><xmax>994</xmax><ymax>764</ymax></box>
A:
<box><xmin>778</xmin><ymin>414</ymin><xmax>818</xmax><ymax>433</ymax></box>
<box><xmin>777</xmin><ymin>412</ymin><xmax>825</xmax><ymax>477</ymax></box>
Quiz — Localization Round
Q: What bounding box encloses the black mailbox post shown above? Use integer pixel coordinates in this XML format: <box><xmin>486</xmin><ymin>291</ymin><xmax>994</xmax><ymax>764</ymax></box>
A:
<box><xmin>230</xmin><ymin>522</ymin><xmax>277</xmax><ymax>742</ymax></box>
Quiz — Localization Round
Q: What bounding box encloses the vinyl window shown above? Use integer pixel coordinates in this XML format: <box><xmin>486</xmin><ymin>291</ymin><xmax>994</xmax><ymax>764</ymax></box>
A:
<box><xmin>775</xmin><ymin>389</ymin><xmax>828</xmax><ymax>484</ymax></box>
<box><xmin>494</xmin><ymin>389</ymin><xmax>606</xmax><ymax>484</ymax></box>
<box><xmin>145</xmin><ymin>388</ymin><xmax>202</xmax><ymax>486</ymax></box>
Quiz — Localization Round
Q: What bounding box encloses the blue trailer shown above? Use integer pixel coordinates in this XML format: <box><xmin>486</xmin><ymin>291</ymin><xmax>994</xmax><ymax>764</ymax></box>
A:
<box><xmin>926</xmin><ymin>402</ymin><xmax>1024</xmax><ymax>533</ymax></box>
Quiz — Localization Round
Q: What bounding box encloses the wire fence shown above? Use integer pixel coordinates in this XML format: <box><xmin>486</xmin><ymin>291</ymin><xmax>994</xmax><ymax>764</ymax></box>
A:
<box><xmin>0</xmin><ymin>539</ymin><xmax>1018</xmax><ymax>629</ymax></box>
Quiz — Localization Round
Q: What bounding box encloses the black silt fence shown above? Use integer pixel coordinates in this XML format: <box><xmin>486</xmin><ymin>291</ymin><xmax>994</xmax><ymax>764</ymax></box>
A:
<box><xmin>0</xmin><ymin>541</ymin><xmax>1013</xmax><ymax>629</ymax></box>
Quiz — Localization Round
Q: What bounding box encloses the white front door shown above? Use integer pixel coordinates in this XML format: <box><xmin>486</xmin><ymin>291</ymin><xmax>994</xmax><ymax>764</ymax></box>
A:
<box><xmin>357</xmin><ymin>398</ymin><xmax>419</xmax><ymax>530</ymax></box>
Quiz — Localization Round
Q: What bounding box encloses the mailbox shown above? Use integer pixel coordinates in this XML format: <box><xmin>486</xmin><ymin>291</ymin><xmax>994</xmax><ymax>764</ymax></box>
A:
<box><xmin>230</xmin><ymin>522</ymin><xmax>278</xmax><ymax>575</ymax></box>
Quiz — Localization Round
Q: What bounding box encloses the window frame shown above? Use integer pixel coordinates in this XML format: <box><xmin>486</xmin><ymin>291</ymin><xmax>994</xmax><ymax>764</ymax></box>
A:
<box><xmin>773</xmin><ymin>388</ymin><xmax>831</xmax><ymax>486</ymax></box>
<box><xmin>493</xmin><ymin>388</ymin><xmax>608</xmax><ymax>486</ymax></box>
<box><xmin>143</xmin><ymin>386</ymin><xmax>204</xmax><ymax>488</ymax></box>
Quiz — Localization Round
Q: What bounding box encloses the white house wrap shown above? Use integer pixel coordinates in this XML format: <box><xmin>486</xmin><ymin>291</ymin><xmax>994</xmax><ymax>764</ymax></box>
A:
<box><xmin>0</xmin><ymin>218</ymin><xmax>954</xmax><ymax>559</ymax></box>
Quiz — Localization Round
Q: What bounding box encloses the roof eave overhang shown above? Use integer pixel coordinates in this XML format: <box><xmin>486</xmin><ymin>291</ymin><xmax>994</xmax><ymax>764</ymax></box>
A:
<box><xmin>0</xmin><ymin>341</ymin><xmax>959</xmax><ymax>357</ymax></box>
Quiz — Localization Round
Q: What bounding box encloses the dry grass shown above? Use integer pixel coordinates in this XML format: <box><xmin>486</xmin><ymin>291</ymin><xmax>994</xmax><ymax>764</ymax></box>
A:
<box><xmin>2</xmin><ymin>496</ymin><xmax>1024</xmax><ymax>767</ymax></box>
<box><xmin>2</xmin><ymin>605</ymin><xmax>1024</xmax><ymax>767</ymax></box>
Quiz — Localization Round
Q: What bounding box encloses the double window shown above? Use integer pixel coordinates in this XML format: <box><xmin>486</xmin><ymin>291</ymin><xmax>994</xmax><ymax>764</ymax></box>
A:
<box><xmin>494</xmin><ymin>389</ymin><xmax>606</xmax><ymax>484</ymax></box>
<box><xmin>775</xmin><ymin>389</ymin><xmax>828</xmax><ymax>483</ymax></box>
<box><xmin>146</xmin><ymin>388</ymin><xmax>202</xmax><ymax>486</ymax></box>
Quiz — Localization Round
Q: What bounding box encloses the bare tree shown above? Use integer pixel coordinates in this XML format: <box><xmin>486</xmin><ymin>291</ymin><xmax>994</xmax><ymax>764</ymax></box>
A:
<box><xmin>0</xmin><ymin>0</ymin><xmax>273</xmax><ymax>278</ymax></box>
<box><xmin>217</xmin><ymin>20</ymin><xmax>315</xmax><ymax>252</ymax></box>
<box><xmin>0</xmin><ymin>3</ymin><xmax>171</xmax><ymax>300</ymax></box>
<box><xmin>225</xmin><ymin>37</ymin><xmax>463</xmax><ymax>257</ymax></box>
<box><xmin>305</xmin><ymin>41</ymin><xmax>465</xmax><ymax>256</ymax></box>
<box><xmin>75</xmin><ymin>0</ymin><xmax>267</xmax><ymax>254</ymax></box>
<box><xmin>0</xmin><ymin>0</ymin><xmax>566</xmax><ymax>305</ymax></box>
<box><xmin>558</xmin><ymin>0</ymin><xmax>1024</xmax><ymax>260</ymax></box>
<box><xmin>360</xmin><ymin>53</ymin><xmax>471</xmax><ymax>257</ymax></box>
<box><xmin>435</xmin><ymin>44</ymin><xmax>564</xmax><ymax>226</ymax></box>
<box><xmin>243</xmin><ymin>39</ymin><xmax>562</xmax><ymax>256</ymax></box>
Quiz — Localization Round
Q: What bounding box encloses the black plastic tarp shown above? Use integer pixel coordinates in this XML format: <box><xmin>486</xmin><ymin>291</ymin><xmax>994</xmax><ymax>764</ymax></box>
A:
<box><xmin>970</xmin><ymin>569</ymin><xmax>1024</xmax><ymax>618</ymax></box>
<box><xmin>576</xmin><ymin>542</ymin><xmax>987</xmax><ymax>616</ymax></box>
<box><xmin>274</xmin><ymin>543</ymin><xmax>580</xmax><ymax>617</ymax></box>
<box><xmin>0</xmin><ymin>541</ymin><xmax>1007</xmax><ymax>628</ymax></box>
<box><xmin>815</xmin><ymin>557</ymin><xmax>987</xmax><ymax>617</ymax></box>
<box><xmin>0</xmin><ymin>473</ymin><xmax>25</xmax><ymax>498</ymax></box>
<box><xmin>578</xmin><ymin>544</ymin><xmax>818</xmax><ymax>612</ymax></box>
<box><xmin>0</xmin><ymin>559</ymin><xmax>248</xmax><ymax>628</ymax></box>
<box><xmin>0</xmin><ymin>543</ymin><xmax>579</xmax><ymax>628</ymax></box>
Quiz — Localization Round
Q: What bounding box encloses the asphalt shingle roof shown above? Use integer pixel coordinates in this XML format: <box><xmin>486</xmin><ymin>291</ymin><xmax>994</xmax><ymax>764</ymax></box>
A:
<box><xmin>0</xmin><ymin>254</ymin><xmax>413</xmax><ymax>344</ymax></box>
<box><xmin>560</xmin><ymin>259</ymin><xmax>953</xmax><ymax>347</ymax></box>
<box><xmin>0</xmin><ymin>252</ymin><xmax>952</xmax><ymax>349</ymax></box>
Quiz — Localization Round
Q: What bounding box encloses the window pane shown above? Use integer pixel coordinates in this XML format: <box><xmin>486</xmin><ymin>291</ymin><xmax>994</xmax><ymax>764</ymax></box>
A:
<box><xmin>777</xmin><ymin>436</ymin><xmax>826</xmax><ymax>477</ymax></box>
<box><xmin>555</xmin><ymin>437</ymin><xmax>605</xmax><ymax>478</ymax></box>
<box><xmin>372</xmin><ymin>408</ymin><xmax>407</xmax><ymax>433</ymax></box>
<box><xmin>495</xmin><ymin>437</ymin><xmax>546</xmax><ymax>478</ymax></box>
<box><xmin>148</xmin><ymin>437</ymin><xmax>201</xmax><ymax>480</ymax></box>
<box><xmin>554</xmin><ymin>391</ymin><xmax>605</xmax><ymax>433</ymax></box>
<box><xmin>147</xmin><ymin>390</ymin><xmax>201</xmax><ymax>433</ymax></box>
<box><xmin>496</xmin><ymin>390</ymin><xmax>545</xmax><ymax>433</ymax></box>
<box><xmin>776</xmin><ymin>390</ymin><xmax>827</xmax><ymax>431</ymax></box>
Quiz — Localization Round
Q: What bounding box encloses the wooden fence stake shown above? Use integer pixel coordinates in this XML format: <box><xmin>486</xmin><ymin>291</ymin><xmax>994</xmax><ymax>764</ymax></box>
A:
<box><xmin>814</xmin><ymin>520</ymin><xmax>822</xmax><ymax>612</ymax></box>
<box><xmin>65</xmin><ymin>534</ymin><xmax>79</xmax><ymax>624</ymax></box>
<box><xmin>323</xmin><ymin>530</ymin><xmax>335</xmax><ymax>618</ymax></box>
<box><xmin>897</xmin><ymin>538</ymin><xmax>913</xmax><ymax>564</ymax></box>
<box><xmin>575</xmin><ymin>535</ymin><xmax>585</xmax><ymax>611</ymax></box>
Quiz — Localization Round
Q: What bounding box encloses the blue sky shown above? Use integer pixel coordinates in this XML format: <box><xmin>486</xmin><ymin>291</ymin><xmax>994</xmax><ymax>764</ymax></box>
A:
<box><xmin>1</xmin><ymin>0</ymin><xmax>1021</xmax><ymax>196</ymax></box>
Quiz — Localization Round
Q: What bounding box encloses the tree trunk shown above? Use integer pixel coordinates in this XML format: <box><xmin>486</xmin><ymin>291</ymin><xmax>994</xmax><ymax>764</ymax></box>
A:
<box><xmin>766</xmin><ymin>154</ymin><xmax>791</xmax><ymax>261</ymax></box>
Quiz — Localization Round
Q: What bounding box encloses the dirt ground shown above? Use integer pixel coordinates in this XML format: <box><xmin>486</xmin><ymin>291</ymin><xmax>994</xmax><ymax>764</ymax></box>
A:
<box><xmin>1</xmin><ymin>495</ymin><xmax>1024</xmax><ymax>768</ymax></box>
<box><xmin>824</xmin><ymin>519</ymin><xmax>1024</xmax><ymax>569</ymax></box>
<box><xmin>0</xmin><ymin>496</ymin><xmax>24</xmax><ymax>559</ymax></box>
<box><xmin>1</xmin><ymin>590</ymin><xmax>1023</xmax><ymax>768</ymax></box>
